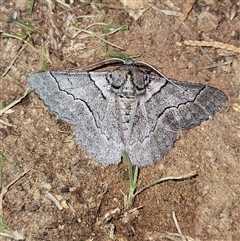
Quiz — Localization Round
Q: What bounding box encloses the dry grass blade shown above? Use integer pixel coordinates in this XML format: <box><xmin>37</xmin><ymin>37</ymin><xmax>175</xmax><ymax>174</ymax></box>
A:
<box><xmin>197</xmin><ymin>61</ymin><xmax>232</xmax><ymax>70</ymax></box>
<box><xmin>45</xmin><ymin>192</ymin><xmax>63</xmax><ymax>210</ymax></box>
<box><xmin>162</xmin><ymin>212</ymin><xmax>199</xmax><ymax>241</ymax></box>
<box><xmin>172</xmin><ymin>212</ymin><xmax>187</xmax><ymax>241</ymax></box>
<box><xmin>71</xmin><ymin>27</ymin><xmax>124</xmax><ymax>50</ymax></box>
<box><xmin>0</xmin><ymin>170</ymin><xmax>30</xmax><ymax>217</ymax></box>
<box><xmin>184</xmin><ymin>40</ymin><xmax>240</xmax><ymax>54</ymax></box>
<box><xmin>0</xmin><ymin>89</ymin><xmax>29</xmax><ymax>117</ymax></box>
<box><xmin>0</xmin><ymin>119</ymin><xmax>17</xmax><ymax>128</ymax></box>
<box><xmin>2</xmin><ymin>44</ymin><xmax>27</xmax><ymax>77</ymax></box>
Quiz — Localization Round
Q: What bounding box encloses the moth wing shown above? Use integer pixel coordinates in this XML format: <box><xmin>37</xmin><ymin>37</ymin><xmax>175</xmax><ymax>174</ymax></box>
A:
<box><xmin>28</xmin><ymin>71</ymin><xmax>124</xmax><ymax>165</ymax></box>
<box><xmin>127</xmin><ymin>75</ymin><xmax>227</xmax><ymax>166</ymax></box>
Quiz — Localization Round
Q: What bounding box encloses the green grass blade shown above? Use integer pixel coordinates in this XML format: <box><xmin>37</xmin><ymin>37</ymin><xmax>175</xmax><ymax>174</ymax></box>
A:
<box><xmin>2</xmin><ymin>33</ymin><xmax>27</xmax><ymax>40</ymax></box>
<box><xmin>7</xmin><ymin>19</ymin><xmax>36</xmax><ymax>33</ymax></box>
<box><xmin>29</xmin><ymin>0</ymin><xmax>35</xmax><ymax>15</ymax></box>
<box><xmin>0</xmin><ymin>151</ymin><xmax>7</xmax><ymax>191</ymax></box>
<box><xmin>105</xmin><ymin>51</ymin><xmax>136</xmax><ymax>60</ymax></box>
<box><xmin>0</xmin><ymin>66</ymin><xmax>20</xmax><ymax>83</ymax></box>
<box><xmin>121</xmin><ymin>150</ymin><xmax>139</xmax><ymax>207</ymax></box>
<box><xmin>121</xmin><ymin>150</ymin><xmax>133</xmax><ymax>183</ymax></box>
<box><xmin>102</xmin><ymin>21</ymin><xmax>128</xmax><ymax>33</ymax></box>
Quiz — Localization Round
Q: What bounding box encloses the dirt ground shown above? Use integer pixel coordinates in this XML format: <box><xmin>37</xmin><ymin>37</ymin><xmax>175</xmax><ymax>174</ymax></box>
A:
<box><xmin>0</xmin><ymin>0</ymin><xmax>240</xmax><ymax>240</ymax></box>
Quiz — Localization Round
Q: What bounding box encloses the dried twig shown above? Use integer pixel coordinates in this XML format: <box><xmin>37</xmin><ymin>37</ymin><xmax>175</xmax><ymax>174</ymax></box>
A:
<box><xmin>174</xmin><ymin>0</ymin><xmax>197</xmax><ymax>30</ymax></box>
<box><xmin>134</xmin><ymin>171</ymin><xmax>197</xmax><ymax>198</ymax></box>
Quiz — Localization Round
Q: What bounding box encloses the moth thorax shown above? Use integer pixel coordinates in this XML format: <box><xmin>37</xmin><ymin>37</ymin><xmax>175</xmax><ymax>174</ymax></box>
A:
<box><xmin>120</xmin><ymin>78</ymin><xmax>136</xmax><ymax>98</ymax></box>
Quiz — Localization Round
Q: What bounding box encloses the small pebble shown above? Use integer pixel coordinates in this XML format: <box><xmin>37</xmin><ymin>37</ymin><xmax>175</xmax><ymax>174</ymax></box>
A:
<box><xmin>197</xmin><ymin>11</ymin><xmax>219</xmax><ymax>32</ymax></box>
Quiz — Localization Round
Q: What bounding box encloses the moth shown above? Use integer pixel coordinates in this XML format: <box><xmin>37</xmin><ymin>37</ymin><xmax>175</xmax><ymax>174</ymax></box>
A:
<box><xmin>28</xmin><ymin>59</ymin><xmax>227</xmax><ymax>166</ymax></box>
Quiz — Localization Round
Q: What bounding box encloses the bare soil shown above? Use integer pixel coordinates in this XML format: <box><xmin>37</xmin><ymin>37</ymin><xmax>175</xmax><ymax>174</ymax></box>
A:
<box><xmin>1</xmin><ymin>0</ymin><xmax>239</xmax><ymax>240</ymax></box>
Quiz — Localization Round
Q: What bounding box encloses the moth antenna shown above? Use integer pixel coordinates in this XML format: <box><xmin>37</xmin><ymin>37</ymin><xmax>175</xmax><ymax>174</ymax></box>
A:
<box><xmin>134</xmin><ymin>61</ymin><xmax>185</xmax><ymax>91</ymax></box>
<box><xmin>80</xmin><ymin>58</ymin><xmax>126</xmax><ymax>71</ymax></box>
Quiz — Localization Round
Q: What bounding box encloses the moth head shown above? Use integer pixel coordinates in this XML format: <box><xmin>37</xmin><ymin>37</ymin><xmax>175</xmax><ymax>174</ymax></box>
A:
<box><xmin>108</xmin><ymin>65</ymin><xmax>149</xmax><ymax>98</ymax></box>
